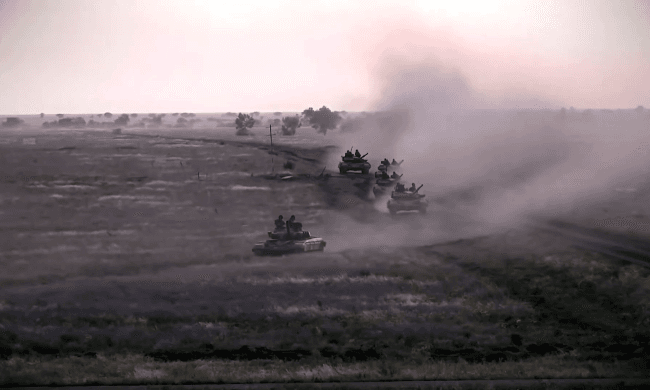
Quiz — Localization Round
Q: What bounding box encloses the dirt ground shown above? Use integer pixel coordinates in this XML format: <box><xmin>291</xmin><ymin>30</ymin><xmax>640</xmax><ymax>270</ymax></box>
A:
<box><xmin>1</xmin><ymin>122</ymin><xmax>649</xmax><ymax>385</ymax></box>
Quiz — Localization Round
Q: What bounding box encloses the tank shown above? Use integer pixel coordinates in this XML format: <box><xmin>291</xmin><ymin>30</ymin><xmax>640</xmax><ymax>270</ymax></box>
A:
<box><xmin>252</xmin><ymin>227</ymin><xmax>326</xmax><ymax>256</ymax></box>
<box><xmin>339</xmin><ymin>153</ymin><xmax>371</xmax><ymax>174</ymax></box>
<box><xmin>387</xmin><ymin>185</ymin><xmax>428</xmax><ymax>215</ymax></box>
<box><xmin>372</xmin><ymin>175</ymin><xmax>402</xmax><ymax>196</ymax></box>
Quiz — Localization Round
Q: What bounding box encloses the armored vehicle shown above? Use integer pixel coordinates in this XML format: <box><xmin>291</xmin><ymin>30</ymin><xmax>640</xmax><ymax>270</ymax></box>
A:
<box><xmin>339</xmin><ymin>153</ymin><xmax>371</xmax><ymax>174</ymax></box>
<box><xmin>252</xmin><ymin>222</ymin><xmax>326</xmax><ymax>256</ymax></box>
<box><xmin>387</xmin><ymin>184</ymin><xmax>428</xmax><ymax>215</ymax></box>
<box><xmin>373</xmin><ymin>174</ymin><xmax>402</xmax><ymax>197</ymax></box>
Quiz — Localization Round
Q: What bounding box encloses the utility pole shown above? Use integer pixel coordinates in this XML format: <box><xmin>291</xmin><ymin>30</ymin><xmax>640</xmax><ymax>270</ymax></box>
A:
<box><xmin>270</xmin><ymin>125</ymin><xmax>274</xmax><ymax>173</ymax></box>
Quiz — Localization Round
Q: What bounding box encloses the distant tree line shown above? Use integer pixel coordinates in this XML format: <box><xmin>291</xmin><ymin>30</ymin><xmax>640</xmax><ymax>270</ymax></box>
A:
<box><xmin>231</xmin><ymin>106</ymin><xmax>343</xmax><ymax>136</ymax></box>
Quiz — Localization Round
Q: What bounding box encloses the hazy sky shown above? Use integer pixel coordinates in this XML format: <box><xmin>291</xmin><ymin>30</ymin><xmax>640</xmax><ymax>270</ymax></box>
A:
<box><xmin>1</xmin><ymin>0</ymin><xmax>648</xmax><ymax>115</ymax></box>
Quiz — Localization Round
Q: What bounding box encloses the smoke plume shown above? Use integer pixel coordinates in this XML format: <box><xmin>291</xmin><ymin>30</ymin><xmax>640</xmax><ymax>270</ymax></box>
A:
<box><xmin>325</xmin><ymin>26</ymin><xmax>650</xmax><ymax>251</ymax></box>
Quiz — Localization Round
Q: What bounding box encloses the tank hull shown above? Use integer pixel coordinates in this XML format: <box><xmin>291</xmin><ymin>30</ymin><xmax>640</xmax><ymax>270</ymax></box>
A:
<box><xmin>339</xmin><ymin>161</ymin><xmax>371</xmax><ymax>174</ymax></box>
<box><xmin>387</xmin><ymin>197</ymin><xmax>428</xmax><ymax>214</ymax></box>
<box><xmin>252</xmin><ymin>237</ymin><xmax>326</xmax><ymax>256</ymax></box>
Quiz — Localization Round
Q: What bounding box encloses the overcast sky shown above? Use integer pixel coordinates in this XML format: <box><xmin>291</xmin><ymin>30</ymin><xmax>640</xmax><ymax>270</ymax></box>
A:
<box><xmin>0</xmin><ymin>0</ymin><xmax>648</xmax><ymax>115</ymax></box>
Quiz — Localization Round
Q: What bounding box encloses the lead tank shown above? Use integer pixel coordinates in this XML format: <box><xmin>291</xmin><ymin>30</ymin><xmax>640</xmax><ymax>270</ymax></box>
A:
<box><xmin>252</xmin><ymin>222</ymin><xmax>326</xmax><ymax>256</ymax></box>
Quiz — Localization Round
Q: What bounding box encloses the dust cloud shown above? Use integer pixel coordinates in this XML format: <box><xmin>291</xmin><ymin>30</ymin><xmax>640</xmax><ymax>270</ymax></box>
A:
<box><xmin>325</xmin><ymin>29</ymin><xmax>650</xmax><ymax>252</ymax></box>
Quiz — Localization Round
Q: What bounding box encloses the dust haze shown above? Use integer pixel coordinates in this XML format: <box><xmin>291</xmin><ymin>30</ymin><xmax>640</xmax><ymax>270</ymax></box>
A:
<box><xmin>326</xmin><ymin>35</ymin><xmax>650</xmax><ymax>252</ymax></box>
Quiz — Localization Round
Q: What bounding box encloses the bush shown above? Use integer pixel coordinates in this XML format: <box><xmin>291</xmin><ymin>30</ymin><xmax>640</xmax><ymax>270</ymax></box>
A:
<box><xmin>2</xmin><ymin>117</ymin><xmax>24</xmax><ymax>127</ymax></box>
<box><xmin>104</xmin><ymin>112</ymin><xmax>112</xmax><ymax>118</ymax></box>
<box><xmin>235</xmin><ymin>113</ymin><xmax>255</xmax><ymax>135</ymax></box>
<box><xmin>42</xmin><ymin>117</ymin><xmax>86</xmax><ymax>128</ymax></box>
<box><xmin>302</xmin><ymin>106</ymin><xmax>342</xmax><ymax>135</ymax></box>
<box><xmin>281</xmin><ymin>115</ymin><xmax>302</xmax><ymax>135</ymax></box>
<box><xmin>114</xmin><ymin>114</ymin><xmax>130</xmax><ymax>125</ymax></box>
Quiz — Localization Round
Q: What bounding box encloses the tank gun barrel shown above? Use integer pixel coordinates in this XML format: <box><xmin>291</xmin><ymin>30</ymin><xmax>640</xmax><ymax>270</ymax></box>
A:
<box><xmin>361</xmin><ymin>153</ymin><xmax>368</xmax><ymax>159</ymax></box>
<box><xmin>414</xmin><ymin>184</ymin><xmax>424</xmax><ymax>193</ymax></box>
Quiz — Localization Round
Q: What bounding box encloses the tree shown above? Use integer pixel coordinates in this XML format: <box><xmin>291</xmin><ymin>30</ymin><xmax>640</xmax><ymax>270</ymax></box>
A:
<box><xmin>114</xmin><ymin>114</ymin><xmax>130</xmax><ymax>125</ymax></box>
<box><xmin>40</xmin><ymin>113</ymin><xmax>44</xmax><ymax>118</ymax></box>
<box><xmin>635</xmin><ymin>105</ymin><xmax>645</xmax><ymax>114</ymax></box>
<box><xmin>130</xmin><ymin>113</ymin><xmax>138</xmax><ymax>118</ymax></box>
<box><xmin>235</xmin><ymin>113</ymin><xmax>255</xmax><ymax>135</ymax></box>
<box><xmin>104</xmin><ymin>112</ymin><xmax>113</xmax><ymax>118</ymax></box>
<box><xmin>301</xmin><ymin>106</ymin><xmax>342</xmax><ymax>135</ymax></box>
<box><xmin>56</xmin><ymin>114</ymin><xmax>64</xmax><ymax>118</ymax></box>
<box><xmin>2</xmin><ymin>117</ymin><xmax>24</xmax><ymax>127</ymax></box>
<box><xmin>273</xmin><ymin>112</ymin><xmax>283</xmax><ymax>116</ymax></box>
<box><xmin>281</xmin><ymin>115</ymin><xmax>302</xmax><ymax>135</ymax></box>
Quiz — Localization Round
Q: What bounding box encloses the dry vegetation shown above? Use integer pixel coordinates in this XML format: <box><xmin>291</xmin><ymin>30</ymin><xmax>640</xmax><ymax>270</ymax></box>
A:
<box><xmin>1</xmin><ymin>115</ymin><xmax>650</xmax><ymax>385</ymax></box>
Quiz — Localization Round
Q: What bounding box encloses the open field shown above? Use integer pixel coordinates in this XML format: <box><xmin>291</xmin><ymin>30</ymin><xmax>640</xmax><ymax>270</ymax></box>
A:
<box><xmin>1</xmin><ymin>116</ymin><xmax>650</xmax><ymax>385</ymax></box>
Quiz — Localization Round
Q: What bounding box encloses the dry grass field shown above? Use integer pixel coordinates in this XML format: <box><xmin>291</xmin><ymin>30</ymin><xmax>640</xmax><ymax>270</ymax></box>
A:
<box><xmin>1</xmin><ymin>114</ymin><xmax>650</xmax><ymax>385</ymax></box>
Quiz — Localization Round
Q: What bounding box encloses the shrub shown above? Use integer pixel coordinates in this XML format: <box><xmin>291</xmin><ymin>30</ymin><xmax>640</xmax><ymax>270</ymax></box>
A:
<box><xmin>281</xmin><ymin>115</ymin><xmax>301</xmax><ymax>135</ymax></box>
<box><xmin>235</xmin><ymin>113</ymin><xmax>255</xmax><ymax>135</ymax></box>
<box><xmin>2</xmin><ymin>117</ymin><xmax>24</xmax><ymax>127</ymax></box>
<box><xmin>302</xmin><ymin>106</ymin><xmax>342</xmax><ymax>135</ymax></box>
<box><xmin>114</xmin><ymin>114</ymin><xmax>130</xmax><ymax>125</ymax></box>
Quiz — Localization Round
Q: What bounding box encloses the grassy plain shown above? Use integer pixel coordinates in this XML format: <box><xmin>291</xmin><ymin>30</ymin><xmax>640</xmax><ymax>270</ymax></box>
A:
<box><xmin>1</xmin><ymin>115</ymin><xmax>650</xmax><ymax>385</ymax></box>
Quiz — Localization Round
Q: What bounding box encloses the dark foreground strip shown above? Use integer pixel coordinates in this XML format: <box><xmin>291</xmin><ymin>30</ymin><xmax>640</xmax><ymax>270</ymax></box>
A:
<box><xmin>9</xmin><ymin>378</ymin><xmax>650</xmax><ymax>390</ymax></box>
